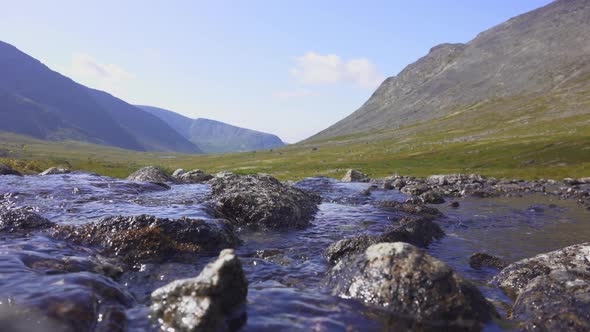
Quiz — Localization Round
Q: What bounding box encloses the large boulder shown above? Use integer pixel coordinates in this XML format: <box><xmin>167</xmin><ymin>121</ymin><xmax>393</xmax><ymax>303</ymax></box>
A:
<box><xmin>492</xmin><ymin>242</ymin><xmax>590</xmax><ymax>298</ymax></box>
<box><xmin>0</xmin><ymin>163</ymin><xmax>22</xmax><ymax>176</ymax></box>
<box><xmin>39</xmin><ymin>167</ymin><xmax>70</xmax><ymax>175</ymax></box>
<box><xmin>176</xmin><ymin>169</ymin><xmax>214</xmax><ymax>184</ymax></box>
<box><xmin>151</xmin><ymin>249</ymin><xmax>248</xmax><ymax>332</ymax></box>
<box><xmin>325</xmin><ymin>216</ymin><xmax>445</xmax><ymax>264</ymax></box>
<box><xmin>0</xmin><ymin>208</ymin><xmax>55</xmax><ymax>233</ymax></box>
<box><xmin>126</xmin><ymin>166</ymin><xmax>176</xmax><ymax>183</ymax></box>
<box><xmin>324</xmin><ymin>243</ymin><xmax>497</xmax><ymax>328</ymax></box>
<box><xmin>341</xmin><ymin>169</ymin><xmax>370</xmax><ymax>183</ymax></box>
<box><xmin>512</xmin><ymin>269</ymin><xmax>590</xmax><ymax>331</ymax></box>
<box><xmin>50</xmin><ymin>215</ymin><xmax>240</xmax><ymax>264</ymax></box>
<box><xmin>209</xmin><ymin>174</ymin><xmax>321</xmax><ymax>229</ymax></box>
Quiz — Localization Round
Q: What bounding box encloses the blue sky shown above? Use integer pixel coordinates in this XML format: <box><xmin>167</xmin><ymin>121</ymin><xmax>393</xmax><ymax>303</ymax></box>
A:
<box><xmin>1</xmin><ymin>0</ymin><xmax>552</xmax><ymax>142</ymax></box>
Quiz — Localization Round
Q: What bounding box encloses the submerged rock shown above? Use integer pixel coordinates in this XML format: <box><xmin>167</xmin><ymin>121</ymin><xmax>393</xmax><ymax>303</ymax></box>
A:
<box><xmin>469</xmin><ymin>253</ymin><xmax>507</xmax><ymax>270</ymax></box>
<box><xmin>126</xmin><ymin>166</ymin><xmax>176</xmax><ymax>184</ymax></box>
<box><xmin>0</xmin><ymin>163</ymin><xmax>22</xmax><ymax>176</ymax></box>
<box><xmin>325</xmin><ymin>217</ymin><xmax>445</xmax><ymax>264</ymax></box>
<box><xmin>50</xmin><ymin>215</ymin><xmax>240</xmax><ymax>264</ymax></box>
<box><xmin>39</xmin><ymin>167</ymin><xmax>70</xmax><ymax>176</ymax></box>
<box><xmin>375</xmin><ymin>200</ymin><xmax>442</xmax><ymax>217</ymax></box>
<box><xmin>210</xmin><ymin>173</ymin><xmax>320</xmax><ymax>229</ymax></box>
<box><xmin>341</xmin><ymin>169</ymin><xmax>370</xmax><ymax>183</ymax></box>
<box><xmin>492</xmin><ymin>242</ymin><xmax>590</xmax><ymax>298</ymax></box>
<box><xmin>0</xmin><ymin>208</ymin><xmax>55</xmax><ymax>233</ymax></box>
<box><xmin>513</xmin><ymin>269</ymin><xmax>590</xmax><ymax>331</ymax></box>
<box><xmin>176</xmin><ymin>169</ymin><xmax>214</xmax><ymax>184</ymax></box>
<box><xmin>151</xmin><ymin>249</ymin><xmax>248</xmax><ymax>332</ymax></box>
<box><xmin>324</xmin><ymin>243</ymin><xmax>497</xmax><ymax>328</ymax></box>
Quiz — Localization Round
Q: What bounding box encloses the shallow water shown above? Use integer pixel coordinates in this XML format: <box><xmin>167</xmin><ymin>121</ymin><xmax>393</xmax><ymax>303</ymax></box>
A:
<box><xmin>1</xmin><ymin>173</ymin><xmax>589</xmax><ymax>331</ymax></box>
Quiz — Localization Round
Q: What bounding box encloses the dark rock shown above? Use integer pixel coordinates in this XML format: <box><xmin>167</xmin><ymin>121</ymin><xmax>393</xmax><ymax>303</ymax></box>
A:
<box><xmin>376</xmin><ymin>200</ymin><xmax>442</xmax><ymax>217</ymax></box>
<box><xmin>39</xmin><ymin>167</ymin><xmax>70</xmax><ymax>175</ymax></box>
<box><xmin>492</xmin><ymin>242</ymin><xmax>590</xmax><ymax>299</ymax></box>
<box><xmin>449</xmin><ymin>201</ymin><xmax>460</xmax><ymax>208</ymax></box>
<box><xmin>210</xmin><ymin>173</ymin><xmax>320</xmax><ymax>229</ymax></box>
<box><xmin>392</xmin><ymin>178</ymin><xmax>406</xmax><ymax>189</ymax></box>
<box><xmin>324</xmin><ymin>242</ymin><xmax>497</xmax><ymax>328</ymax></box>
<box><xmin>512</xmin><ymin>269</ymin><xmax>590</xmax><ymax>331</ymax></box>
<box><xmin>382</xmin><ymin>181</ymin><xmax>394</xmax><ymax>190</ymax></box>
<box><xmin>564</xmin><ymin>177</ymin><xmax>582</xmax><ymax>186</ymax></box>
<box><xmin>419</xmin><ymin>190</ymin><xmax>445</xmax><ymax>204</ymax></box>
<box><xmin>176</xmin><ymin>169</ymin><xmax>213</xmax><ymax>183</ymax></box>
<box><xmin>151</xmin><ymin>249</ymin><xmax>248</xmax><ymax>332</ymax></box>
<box><xmin>325</xmin><ymin>217</ymin><xmax>444</xmax><ymax>264</ymax></box>
<box><xmin>0</xmin><ymin>303</ymin><xmax>65</xmax><ymax>332</ymax></box>
<box><xmin>126</xmin><ymin>166</ymin><xmax>176</xmax><ymax>183</ymax></box>
<box><xmin>0</xmin><ymin>208</ymin><xmax>55</xmax><ymax>233</ymax></box>
<box><xmin>341</xmin><ymin>169</ymin><xmax>370</xmax><ymax>183</ymax></box>
<box><xmin>0</xmin><ymin>163</ymin><xmax>22</xmax><ymax>176</ymax></box>
<box><xmin>49</xmin><ymin>215</ymin><xmax>240</xmax><ymax>264</ymax></box>
<box><xmin>469</xmin><ymin>253</ymin><xmax>508</xmax><ymax>270</ymax></box>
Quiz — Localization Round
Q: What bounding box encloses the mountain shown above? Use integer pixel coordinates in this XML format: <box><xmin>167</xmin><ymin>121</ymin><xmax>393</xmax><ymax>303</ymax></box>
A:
<box><xmin>0</xmin><ymin>41</ymin><xmax>201</xmax><ymax>153</ymax></box>
<box><xmin>138</xmin><ymin>105</ymin><xmax>286</xmax><ymax>153</ymax></box>
<box><xmin>310</xmin><ymin>0</ymin><xmax>590</xmax><ymax>142</ymax></box>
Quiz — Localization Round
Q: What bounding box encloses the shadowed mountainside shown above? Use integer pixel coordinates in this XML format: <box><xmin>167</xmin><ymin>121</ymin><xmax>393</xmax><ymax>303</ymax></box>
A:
<box><xmin>0</xmin><ymin>41</ymin><xmax>201</xmax><ymax>153</ymax></box>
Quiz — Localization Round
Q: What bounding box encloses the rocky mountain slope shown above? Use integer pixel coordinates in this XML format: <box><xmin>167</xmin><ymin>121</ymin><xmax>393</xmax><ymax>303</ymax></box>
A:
<box><xmin>0</xmin><ymin>41</ymin><xmax>201</xmax><ymax>153</ymax></box>
<box><xmin>310</xmin><ymin>0</ymin><xmax>590</xmax><ymax>141</ymax></box>
<box><xmin>139</xmin><ymin>105</ymin><xmax>285</xmax><ymax>153</ymax></box>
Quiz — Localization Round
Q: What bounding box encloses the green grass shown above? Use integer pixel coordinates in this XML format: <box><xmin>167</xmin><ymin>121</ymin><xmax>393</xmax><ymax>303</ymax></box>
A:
<box><xmin>1</xmin><ymin>88</ymin><xmax>589</xmax><ymax>181</ymax></box>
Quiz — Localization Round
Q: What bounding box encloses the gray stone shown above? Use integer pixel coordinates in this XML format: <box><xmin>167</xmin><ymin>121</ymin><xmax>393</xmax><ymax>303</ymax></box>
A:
<box><xmin>512</xmin><ymin>269</ymin><xmax>590</xmax><ymax>331</ymax></box>
<box><xmin>324</xmin><ymin>243</ymin><xmax>497</xmax><ymax>327</ymax></box>
<box><xmin>493</xmin><ymin>242</ymin><xmax>590</xmax><ymax>299</ymax></box>
<box><xmin>0</xmin><ymin>208</ymin><xmax>55</xmax><ymax>233</ymax></box>
<box><xmin>341</xmin><ymin>169</ymin><xmax>370</xmax><ymax>183</ymax></box>
<box><xmin>177</xmin><ymin>169</ymin><xmax>214</xmax><ymax>184</ymax></box>
<box><xmin>151</xmin><ymin>249</ymin><xmax>248</xmax><ymax>332</ymax></box>
<box><xmin>126</xmin><ymin>166</ymin><xmax>176</xmax><ymax>183</ymax></box>
<box><xmin>210</xmin><ymin>173</ymin><xmax>320</xmax><ymax>229</ymax></box>
<box><xmin>172</xmin><ymin>169</ymin><xmax>186</xmax><ymax>178</ymax></box>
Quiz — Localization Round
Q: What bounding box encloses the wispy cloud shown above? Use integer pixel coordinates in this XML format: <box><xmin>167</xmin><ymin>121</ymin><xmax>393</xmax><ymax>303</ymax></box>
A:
<box><xmin>60</xmin><ymin>52</ymin><xmax>135</xmax><ymax>97</ymax></box>
<box><xmin>274</xmin><ymin>89</ymin><xmax>319</xmax><ymax>99</ymax></box>
<box><xmin>69</xmin><ymin>52</ymin><xmax>134</xmax><ymax>81</ymax></box>
<box><xmin>290</xmin><ymin>52</ymin><xmax>384</xmax><ymax>89</ymax></box>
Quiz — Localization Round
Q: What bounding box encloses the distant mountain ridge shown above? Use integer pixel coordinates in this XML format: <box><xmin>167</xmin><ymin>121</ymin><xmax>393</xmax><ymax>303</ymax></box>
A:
<box><xmin>138</xmin><ymin>105</ymin><xmax>285</xmax><ymax>153</ymax></box>
<box><xmin>0</xmin><ymin>40</ymin><xmax>202</xmax><ymax>153</ymax></box>
<box><xmin>310</xmin><ymin>0</ymin><xmax>590</xmax><ymax>141</ymax></box>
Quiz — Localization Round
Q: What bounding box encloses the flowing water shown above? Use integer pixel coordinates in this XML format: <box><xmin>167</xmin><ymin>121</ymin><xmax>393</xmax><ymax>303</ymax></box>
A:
<box><xmin>1</xmin><ymin>173</ymin><xmax>589</xmax><ymax>331</ymax></box>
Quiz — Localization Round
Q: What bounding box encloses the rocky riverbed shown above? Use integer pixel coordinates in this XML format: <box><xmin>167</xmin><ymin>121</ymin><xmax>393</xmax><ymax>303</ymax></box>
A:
<box><xmin>0</xmin><ymin>164</ymin><xmax>589</xmax><ymax>331</ymax></box>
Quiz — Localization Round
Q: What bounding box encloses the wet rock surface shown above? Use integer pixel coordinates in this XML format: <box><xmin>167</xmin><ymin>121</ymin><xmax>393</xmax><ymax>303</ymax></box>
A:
<box><xmin>492</xmin><ymin>242</ymin><xmax>590</xmax><ymax>298</ymax></box>
<box><xmin>39</xmin><ymin>167</ymin><xmax>71</xmax><ymax>175</ymax></box>
<box><xmin>469</xmin><ymin>253</ymin><xmax>508</xmax><ymax>270</ymax></box>
<box><xmin>0</xmin><ymin>208</ymin><xmax>55</xmax><ymax>233</ymax></box>
<box><xmin>210</xmin><ymin>173</ymin><xmax>321</xmax><ymax>229</ymax></box>
<box><xmin>324</xmin><ymin>242</ymin><xmax>498</xmax><ymax>329</ymax></box>
<box><xmin>126</xmin><ymin>166</ymin><xmax>176</xmax><ymax>184</ymax></box>
<box><xmin>150</xmin><ymin>249</ymin><xmax>248</xmax><ymax>332</ymax></box>
<box><xmin>512</xmin><ymin>269</ymin><xmax>590</xmax><ymax>331</ymax></box>
<box><xmin>326</xmin><ymin>216</ymin><xmax>445</xmax><ymax>264</ymax></box>
<box><xmin>0</xmin><ymin>163</ymin><xmax>22</xmax><ymax>176</ymax></box>
<box><xmin>49</xmin><ymin>214</ymin><xmax>240</xmax><ymax>264</ymax></box>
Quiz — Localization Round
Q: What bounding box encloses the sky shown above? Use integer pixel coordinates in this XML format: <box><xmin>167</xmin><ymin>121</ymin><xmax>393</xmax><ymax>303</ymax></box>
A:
<box><xmin>0</xmin><ymin>0</ymin><xmax>552</xmax><ymax>143</ymax></box>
